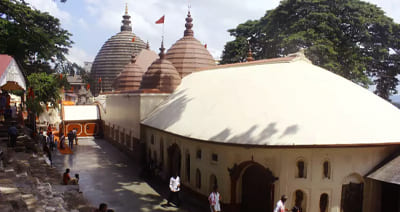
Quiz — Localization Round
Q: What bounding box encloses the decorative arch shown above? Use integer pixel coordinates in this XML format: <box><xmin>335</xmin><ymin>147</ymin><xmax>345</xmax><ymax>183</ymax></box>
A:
<box><xmin>296</xmin><ymin>158</ymin><xmax>307</xmax><ymax>178</ymax></box>
<box><xmin>319</xmin><ymin>193</ymin><xmax>329</xmax><ymax>212</ymax></box>
<box><xmin>292</xmin><ymin>189</ymin><xmax>307</xmax><ymax>212</ymax></box>
<box><xmin>196</xmin><ymin>168</ymin><xmax>201</xmax><ymax>189</ymax></box>
<box><xmin>209</xmin><ymin>174</ymin><xmax>218</xmax><ymax>193</ymax></box>
<box><xmin>228</xmin><ymin>161</ymin><xmax>277</xmax><ymax>206</ymax></box>
<box><xmin>341</xmin><ymin>173</ymin><xmax>364</xmax><ymax>212</ymax></box>
<box><xmin>322</xmin><ymin>160</ymin><xmax>331</xmax><ymax>179</ymax></box>
<box><xmin>167</xmin><ymin>143</ymin><xmax>181</xmax><ymax>178</ymax></box>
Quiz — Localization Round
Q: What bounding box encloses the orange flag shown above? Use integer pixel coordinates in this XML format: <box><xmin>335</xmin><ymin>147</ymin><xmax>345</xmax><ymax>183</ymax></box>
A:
<box><xmin>87</xmin><ymin>83</ymin><xmax>90</xmax><ymax>90</ymax></box>
<box><xmin>132</xmin><ymin>37</ymin><xmax>136</xmax><ymax>42</ymax></box>
<box><xmin>155</xmin><ymin>15</ymin><xmax>165</xmax><ymax>24</ymax></box>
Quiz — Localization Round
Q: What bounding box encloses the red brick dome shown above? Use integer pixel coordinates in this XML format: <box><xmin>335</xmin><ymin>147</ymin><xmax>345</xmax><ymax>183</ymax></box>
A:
<box><xmin>165</xmin><ymin>11</ymin><xmax>216</xmax><ymax>78</ymax></box>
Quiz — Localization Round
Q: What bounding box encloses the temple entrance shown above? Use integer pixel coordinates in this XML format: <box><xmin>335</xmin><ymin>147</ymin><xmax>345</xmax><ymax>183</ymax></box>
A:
<box><xmin>381</xmin><ymin>182</ymin><xmax>400</xmax><ymax>212</ymax></box>
<box><xmin>240</xmin><ymin>164</ymin><xmax>274</xmax><ymax>212</ymax></box>
<box><xmin>167</xmin><ymin>144</ymin><xmax>181</xmax><ymax>178</ymax></box>
<box><xmin>341</xmin><ymin>182</ymin><xmax>363</xmax><ymax>212</ymax></box>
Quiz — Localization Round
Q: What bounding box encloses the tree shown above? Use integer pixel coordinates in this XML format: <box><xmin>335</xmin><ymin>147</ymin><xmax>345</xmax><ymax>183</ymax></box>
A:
<box><xmin>221</xmin><ymin>0</ymin><xmax>400</xmax><ymax>100</ymax></box>
<box><xmin>0</xmin><ymin>0</ymin><xmax>73</xmax><ymax>75</ymax></box>
<box><xmin>26</xmin><ymin>72</ymin><xmax>67</xmax><ymax>115</ymax></box>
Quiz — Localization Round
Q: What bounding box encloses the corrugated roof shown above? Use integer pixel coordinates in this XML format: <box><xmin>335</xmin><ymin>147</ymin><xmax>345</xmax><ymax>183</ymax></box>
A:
<box><xmin>0</xmin><ymin>55</ymin><xmax>13</xmax><ymax>77</ymax></box>
<box><xmin>368</xmin><ymin>154</ymin><xmax>400</xmax><ymax>185</ymax></box>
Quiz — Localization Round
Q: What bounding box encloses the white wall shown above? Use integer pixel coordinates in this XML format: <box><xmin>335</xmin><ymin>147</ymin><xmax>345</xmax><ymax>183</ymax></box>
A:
<box><xmin>144</xmin><ymin>127</ymin><xmax>397</xmax><ymax>212</ymax></box>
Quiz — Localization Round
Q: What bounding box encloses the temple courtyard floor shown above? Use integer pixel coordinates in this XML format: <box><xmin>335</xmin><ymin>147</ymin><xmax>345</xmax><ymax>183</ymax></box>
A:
<box><xmin>52</xmin><ymin>138</ymin><xmax>207</xmax><ymax>212</ymax></box>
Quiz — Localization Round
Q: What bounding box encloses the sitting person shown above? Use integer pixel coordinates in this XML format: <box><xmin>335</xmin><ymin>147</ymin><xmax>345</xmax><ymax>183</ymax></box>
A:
<box><xmin>95</xmin><ymin>203</ymin><xmax>108</xmax><ymax>212</ymax></box>
<box><xmin>69</xmin><ymin>173</ymin><xmax>80</xmax><ymax>185</ymax></box>
<box><xmin>63</xmin><ymin>168</ymin><xmax>71</xmax><ymax>185</ymax></box>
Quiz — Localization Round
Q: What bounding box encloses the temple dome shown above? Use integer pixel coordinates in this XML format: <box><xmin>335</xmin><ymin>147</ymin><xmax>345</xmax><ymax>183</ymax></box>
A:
<box><xmin>113</xmin><ymin>48</ymin><xmax>159</xmax><ymax>91</ymax></box>
<box><xmin>140</xmin><ymin>43</ymin><xmax>181</xmax><ymax>93</ymax></box>
<box><xmin>165</xmin><ymin>11</ymin><xmax>216</xmax><ymax>78</ymax></box>
<box><xmin>90</xmin><ymin>7</ymin><xmax>146</xmax><ymax>95</ymax></box>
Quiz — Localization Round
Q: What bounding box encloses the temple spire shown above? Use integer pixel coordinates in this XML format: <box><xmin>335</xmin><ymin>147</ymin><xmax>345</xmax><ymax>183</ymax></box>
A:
<box><xmin>246</xmin><ymin>41</ymin><xmax>254</xmax><ymax>62</ymax></box>
<box><xmin>159</xmin><ymin>41</ymin><xmax>166</xmax><ymax>59</ymax></box>
<box><xmin>121</xmin><ymin>4</ymin><xmax>132</xmax><ymax>32</ymax></box>
<box><xmin>184</xmin><ymin>10</ymin><xmax>194</xmax><ymax>37</ymax></box>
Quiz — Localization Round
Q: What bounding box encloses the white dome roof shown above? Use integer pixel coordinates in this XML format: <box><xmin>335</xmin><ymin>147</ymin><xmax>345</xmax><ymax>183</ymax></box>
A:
<box><xmin>142</xmin><ymin>56</ymin><xmax>400</xmax><ymax>146</ymax></box>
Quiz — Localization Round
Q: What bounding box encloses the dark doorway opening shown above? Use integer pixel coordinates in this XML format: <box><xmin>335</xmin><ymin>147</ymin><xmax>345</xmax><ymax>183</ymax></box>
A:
<box><xmin>341</xmin><ymin>182</ymin><xmax>363</xmax><ymax>212</ymax></box>
<box><xmin>167</xmin><ymin>144</ymin><xmax>181</xmax><ymax>178</ymax></box>
<box><xmin>381</xmin><ymin>182</ymin><xmax>400</xmax><ymax>212</ymax></box>
<box><xmin>240</xmin><ymin>164</ymin><xmax>274</xmax><ymax>212</ymax></box>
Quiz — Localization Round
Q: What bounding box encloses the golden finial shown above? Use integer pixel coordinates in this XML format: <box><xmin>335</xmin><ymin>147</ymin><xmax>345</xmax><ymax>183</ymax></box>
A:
<box><xmin>125</xmin><ymin>3</ymin><xmax>128</xmax><ymax>15</ymax></box>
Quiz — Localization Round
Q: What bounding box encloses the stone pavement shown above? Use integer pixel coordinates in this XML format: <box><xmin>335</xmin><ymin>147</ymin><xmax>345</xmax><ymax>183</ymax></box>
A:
<box><xmin>52</xmin><ymin>138</ymin><xmax>209</xmax><ymax>212</ymax></box>
<box><xmin>0</xmin><ymin>124</ymin><xmax>94</xmax><ymax>212</ymax></box>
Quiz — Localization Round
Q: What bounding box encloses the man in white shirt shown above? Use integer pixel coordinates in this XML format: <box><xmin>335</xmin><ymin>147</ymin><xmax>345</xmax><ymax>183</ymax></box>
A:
<box><xmin>167</xmin><ymin>174</ymin><xmax>180</xmax><ymax>207</ymax></box>
<box><xmin>274</xmin><ymin>195</ymin><xmax>288</xmax><ymax>212</ymax></box>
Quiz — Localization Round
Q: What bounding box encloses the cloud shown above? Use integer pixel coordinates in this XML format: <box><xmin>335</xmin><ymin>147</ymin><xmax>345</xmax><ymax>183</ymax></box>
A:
<box><xmin>25</xmin><ymin>0</ymin><xmax>71</xmax><ymax>25</ymax></box>
<box><xmin>66</xmin><ymin>46</ymin><xmax>93</xmax><ymax>67</ymax></box>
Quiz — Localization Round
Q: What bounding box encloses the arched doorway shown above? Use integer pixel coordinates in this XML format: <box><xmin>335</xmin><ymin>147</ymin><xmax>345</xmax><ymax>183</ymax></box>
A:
<box><xmin>167</xmin><ymin>143</ymin><xmax>181</xmax><ymax>178</ymax></box>
<box><xmin>239</xmin><ymin>163</ymin><xmax>275</xmax><ymax>212</ymax></box>
<box><xmin>341</xmin><ymin>173</ymin><xmax>364</xmax><ymax>212</ymax></box>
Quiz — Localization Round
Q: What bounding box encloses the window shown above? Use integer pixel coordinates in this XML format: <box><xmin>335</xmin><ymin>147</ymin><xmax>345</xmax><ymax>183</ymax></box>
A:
<box><xmin>150</xmin><ymin>134</ymin><xmax>155</xmax><ymax>144</ymax></box>
<box><xmin>186</xmin><ymin>153</ymin><xmax>191</xmax><ymax>182</ymax></box>
<box><xmin>196</xmin><ymin>149</ymin><xmax>202</xmax><ymax>159</ymax></box>
<box><xmin>320</xmin><ymin>193</ymin><xmax>329</xmax><ymax>212</ymax></box>
<box><xmin>323</xmin><ymin>161</ymin><xmax>330</xmax><ymax>179</ymax></box>
<box><xmin>211</xmin><ymin>153</ymin><xmax>218</xmax><ymax>162</ymax></box>
<box><xmin>196</xmin><ymin>169</ymin><xmax>201</xmax><ymax>189</ymax></box>
<box><xmin>297</xmin><ymin>160</ymin><xmax>306</xmax><ymax>178</ymax></box>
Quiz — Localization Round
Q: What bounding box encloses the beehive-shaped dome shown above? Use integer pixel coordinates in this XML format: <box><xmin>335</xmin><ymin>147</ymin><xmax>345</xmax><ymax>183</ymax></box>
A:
<box><xmin>141</xmin><ymin>43</ymin><xmax>181</xmax><ymax>93</ymax></box>
<box><xmin>113</xmin><ymin>54</ymin><xmax>144</xmax><ymax>91</ymax></box>
<box><xmin>113</xmin><ymin>48</ymin><xmax>159</xmax><ymax>91</ymax></box>
<box><xmin>165</xmin><ymin>11</ymin><xmax>216</xmax><ymax>78</ymax></box>
<box><xmin>90</xmin><ymin>7</ymin><xmax>146</xmax><ymax>95</ymax></box>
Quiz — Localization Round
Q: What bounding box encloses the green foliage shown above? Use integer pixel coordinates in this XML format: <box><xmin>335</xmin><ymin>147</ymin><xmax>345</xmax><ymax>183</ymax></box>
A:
<box><xmin>27</xmin><ymin>73</ymin><xmax>65</xmax><ymax>115</ymax></box>
<box><xmin>221</xmin><ymin>0</ymin><xmax>400</xmax><ymax>100</ymax></box>
<box><xmin>0</xmin><ymin>0</ymin><xmax>73</xmax><ymax>75</ymax></box>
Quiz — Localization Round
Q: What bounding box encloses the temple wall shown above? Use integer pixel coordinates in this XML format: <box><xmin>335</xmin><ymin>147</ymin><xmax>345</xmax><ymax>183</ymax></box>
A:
<box><xmin>100</xmin><ymin>93</ymin><xmax>169</xmax><ymax>157</ymax></box>
<box><xmin>142</xmin><ymin>126</ymin><xmax>398</xmax><ymax>212</ymax></box>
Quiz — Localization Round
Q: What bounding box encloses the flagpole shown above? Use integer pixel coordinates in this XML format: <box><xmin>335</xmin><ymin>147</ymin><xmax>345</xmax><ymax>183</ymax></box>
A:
<box><xmin>162</xmin><ymin>14</ymin><xmax>165</xmax><ymax>43</ymax></box>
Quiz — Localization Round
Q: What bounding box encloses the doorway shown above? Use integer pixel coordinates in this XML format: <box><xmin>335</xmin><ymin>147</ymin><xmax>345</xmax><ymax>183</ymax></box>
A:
<box><xmin>167</xmin><ymin>143</ymin><xmax>181</xmax><ymax>178</ymax></box>
<box><xmin>240</xmin><ymin>164</ymin><xmax>274</xmax><ymax>212</ymax></box>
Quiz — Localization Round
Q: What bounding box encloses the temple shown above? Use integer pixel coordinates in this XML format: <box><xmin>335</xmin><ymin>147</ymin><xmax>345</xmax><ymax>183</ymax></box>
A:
<box><xmin>72</xmin><ymin>5</ymin><xmax>400</xmax><ymax>212</ymax></box>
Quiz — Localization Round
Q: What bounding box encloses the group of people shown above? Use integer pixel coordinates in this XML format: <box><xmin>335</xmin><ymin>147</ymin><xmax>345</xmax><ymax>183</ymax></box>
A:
<box><xmin>59</xmin><ymin>128</ymin><xmax>78</xmax><ymax>150</ymax></box>
<box><xmin>166</xmin><ymin>174</ymin><xmax>222</xmax><ymax>212</ymax></box>
<box><xmin>274</xmin><ymin>195</ymin><xmax>303</xmax><ymax>212</ymax></box>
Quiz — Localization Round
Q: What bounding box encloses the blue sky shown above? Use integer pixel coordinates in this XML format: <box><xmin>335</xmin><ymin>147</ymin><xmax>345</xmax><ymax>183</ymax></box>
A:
<box><xmin>25</xmin><ymin>0</ymin><xmax>400</xmax><ymax>66</ymax></box>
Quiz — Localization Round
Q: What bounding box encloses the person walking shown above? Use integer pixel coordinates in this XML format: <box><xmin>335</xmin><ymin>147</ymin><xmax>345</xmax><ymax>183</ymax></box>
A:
<box><xmin>67</xmin><ymin>130</ymin><xmax>74</xmax><ymax>150</ymax></box>
<box><xmin>47</xmin><ymin>132</ymin><xmax>55</xmax><ymax>151</ymax></box>
<box><xmin>274</xmin><ymin>195</ymin><xmax>288</xmax><ymax>212</ymax></box>
<box><xmin>59</xmin><ymin>132</ymin><xmax>65</xmax><ymax>149</ymax></box>
<box><xmin>167</xmin><ymin>173</ymin><xmax>181</xmax><ymax>207</ymax></box>
<box><xmin>209</xmin><ymin>185</ymin><xmax>221</xmax><ymax>212</ymax></box>
<box><xmin>8</xmin><ymin>123</ymin><xmax>17</xmax><ymax>147</ymax></box>
<box><xmin>72</xmin><ymin>128</ymin><xmax>78</xmax><ymax>145</ymax></box>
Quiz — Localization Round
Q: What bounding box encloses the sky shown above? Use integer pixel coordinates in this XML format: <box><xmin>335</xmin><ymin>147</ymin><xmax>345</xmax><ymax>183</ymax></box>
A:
<box><xmin>24</xmin><ymin>0</ymin><xmax>400</xmax><ymax>67</ymax></box>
